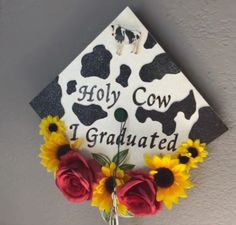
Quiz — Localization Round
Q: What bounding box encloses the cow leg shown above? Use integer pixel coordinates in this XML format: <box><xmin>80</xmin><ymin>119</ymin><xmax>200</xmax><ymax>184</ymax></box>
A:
<box><xmin>133</xmin><ymin>40</ymin><xmax>139</xmax><ymax>54</ymax></box>
<box><xmin>117</xmin><ymin>43</ymin><xmax>124</xmax><ymax>55</ymax></box>
<box><xmin>131</xmin><ymin>42</ymin><xmax>135</xmax><ymax>53</ymax></box>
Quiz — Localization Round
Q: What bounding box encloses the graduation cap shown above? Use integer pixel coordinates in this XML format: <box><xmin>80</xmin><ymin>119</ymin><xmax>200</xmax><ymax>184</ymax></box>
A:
<box><xmin>30</xmin><ymin>7</ymin><xmax>227</xmax><ymax>168</ymax></box>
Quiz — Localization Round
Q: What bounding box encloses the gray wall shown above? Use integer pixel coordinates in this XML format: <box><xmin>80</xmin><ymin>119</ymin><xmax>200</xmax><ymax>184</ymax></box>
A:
<box><xmin>0</xmin><ymin>1</ymin><xmax>235</xmax><ymax>225</ymax></box>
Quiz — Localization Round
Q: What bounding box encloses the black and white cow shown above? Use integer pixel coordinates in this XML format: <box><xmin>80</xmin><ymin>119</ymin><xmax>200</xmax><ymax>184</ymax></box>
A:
<box><xmin>111</xmin><ymin>24</ymin><xmax>141</xmax><ymax>55</ymax></box>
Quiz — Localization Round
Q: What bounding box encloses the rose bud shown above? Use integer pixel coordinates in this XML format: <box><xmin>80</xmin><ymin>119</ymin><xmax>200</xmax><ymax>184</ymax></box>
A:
<box><xmin>117</xmin><ymin>171</ymin><xmax>162</xmax><ymax>216</ymax></box>
<box><xmin>56</xmin><ymin>151</ymin><xmax>102</xmax><ymax>203</ymax></box>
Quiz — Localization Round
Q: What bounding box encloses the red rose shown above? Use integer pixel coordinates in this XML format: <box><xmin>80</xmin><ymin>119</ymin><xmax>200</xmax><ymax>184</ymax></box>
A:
<box><xmin>56</xmin><ymin>151</ymin><xmax>102</xmax><ymax>203</ymax></box>
<box><xmin>117</xmin><ymin>171</ymin><xmax>162</xmax><ymax>216</ymax></box>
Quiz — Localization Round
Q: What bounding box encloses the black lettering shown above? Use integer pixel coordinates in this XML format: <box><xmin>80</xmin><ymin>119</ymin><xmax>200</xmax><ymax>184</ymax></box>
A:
<box><xmin>133</xmin><ymin>87</ymin><xmax>146</xmax><ymax>106</ymax></box>
<box><xmin>88</xmin><ymin>85</ymin><xmax>97</xmax><ymax>101</ymax></box>
<box><xmin>108</xmin><ymin>90</ymin><xmax>120</xmax><ymax>109</ymax></box>
<box><xmin>106</xmin><ymin>83</ymin><xmax>111</xmax><ymax>103</ymax></box>
<box><xmin>78</xmin><ymin>85</ymin><xmax>97</xmax><ymax>102</ymax></box>
<box><xmin>86</xmin><ymin>127</ymin><xmax>98</xmax><ymax>147</ymax></box>
<box><xmin>70</xmin><ymin>124</ymin><xmax>79</xmax><ymax>141</ymax></box>
<box><xmin>147</xmin><ymin>94</ymin><xmax>156</xmax><ymax>106</ymax></box>
<box><xmin>107</xmin><ymin>134</ymin><xmax>115</xmax><ymax>145</ymax></box>
<box><xmin>99</xmin><ymin>131</ymin><xmax>107</xmax><ymax>143</ymax></box>
<box><xmin>127</xmin><ymin>134</ymin><xmax>136</xmax><ymax>146</ymax></box>
<box><xmin>156</xmin><ymin>95</ymin><xmax>171</xmax><ymax>108</ymax></box>
<box><xmin>138</xmin><ymin>136</ymin><xmax>148</xmax><ymax>148</ymax></box>
<box><xmin>116</xmin><ymin>127</ymin><xmax>126</xmax><ymax>145</ymax></box>
<box><xmin>159</xmin><ymin>138</ymin><xmax>167</xmax><ymax>150</ymax></box>
<box><xmin>167</xmin><ymin>133</ymin><xmax>178</xmax><ymax>151</ymax></box>
<box><xmin>97</xmin><ymin>88</ymin><xmax>104</xmax><ymax>101</ymax></box>
<box><xmin>150</xmin><ymin>132</ymin><xmax>159</xmax><ymax>148</ymax></box>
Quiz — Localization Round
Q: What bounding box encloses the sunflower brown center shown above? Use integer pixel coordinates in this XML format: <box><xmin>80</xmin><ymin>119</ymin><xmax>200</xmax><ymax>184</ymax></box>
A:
<box><xmin>48</xmin><ymin>123</ymin><xmax>58</xmax><ymax>132</ymax></box>
<box><xmin>154</xmin><ymin>168</ymin><xmax>174</xmax><ymax>188</ymax></box>
<box><xmin>178</xmin><ymin>155</ymin><xmax>190</xmax><ymax>164</ymax></box>
<box><xmin>105</xmin><ymin>177</ymin><xmax>116</xmax><ymax>193</ymax></box>
<box><xmin>188</xmin><ymin>147</ymin><xmax>198</xmax><ymax>158</ymax></box>
<box><xmin>57</xmin><ymin>144</ymin><xmax>71</xmax><ymax>159</ymax></box>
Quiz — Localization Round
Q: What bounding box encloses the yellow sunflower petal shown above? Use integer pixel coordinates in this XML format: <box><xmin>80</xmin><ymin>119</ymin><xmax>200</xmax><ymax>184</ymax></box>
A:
<box><xmin>164</xmin><ymin>198</ymin><xmax>174</xmax><ymax>210</ymax></box>
<box><xmin>70</xmin><ymin>139</ymin><xmax>82</xmax><ymax>150</ymax></box>
<box><xmin>92</xmin><ymin>162</ymin><xmax>126</xmax><ymax>214</ymax></box>
<box><xmin>144</xmin><ymin>154</ymin><xmax>156</xmax><ymax>169</ymax></box>
<box><xmin>39</xmin><ymin>115</ymin><xmax>66</xmax><ymax>140</ymax></box>
<box><xmin>118</xmin><ymin>202</ymin><xmax>128</xmax><ymax>216</ymax></box>
<box><xmin>187</xmin><ymin>139</ymin><xmax>193</xmax><ymax>146</ymax></box>
<box><xmin>177</xmin><ymin>139</ymin><xmax>208</xmax><ymax>171</ymax></box>
<box><xmin>110</xmin><ymin>162</ymin><xmax>116</xmax><ymax>171</ymax></box>
<box><xmin>153</xmin><ymin>155</ymin><xmax>162</xmax><ymax>168</ymax></box>
<box><xmin>150</xmin><ymin>170</ymin><xmax>158</xmax><ymax>176</ymax></box>
<box><xmin>147</xmin><ymin>154</ymin><xmax>193</xmax><ymax>210</ymax></box>
<box><xmin>39</xmin><ymin>133</ymin><xmax>69</xmax><ymax>173</ymax></box>
<box><xmin>102</xmin><ymin>166</ymin><xmax>111</xmax><ymax>177</ymax></box>
<box><xmin>116</xmin><ymin>169</ymin><xmax>124</xmax><ymax>179</ymax></box>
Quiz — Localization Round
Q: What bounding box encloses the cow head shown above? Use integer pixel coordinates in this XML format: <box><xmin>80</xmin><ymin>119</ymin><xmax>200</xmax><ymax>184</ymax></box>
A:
<box><xmin>111</xmin><ymin>24</ymin><xmax>119</xmax><ymax>36</ymax></box>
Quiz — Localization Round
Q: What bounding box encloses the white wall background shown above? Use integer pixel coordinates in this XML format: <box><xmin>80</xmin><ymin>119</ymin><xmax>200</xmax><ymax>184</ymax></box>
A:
<box><xmin>0</xmin><ymin>1</ymin><xmax>235</xmax><ymax>225</ymax></box>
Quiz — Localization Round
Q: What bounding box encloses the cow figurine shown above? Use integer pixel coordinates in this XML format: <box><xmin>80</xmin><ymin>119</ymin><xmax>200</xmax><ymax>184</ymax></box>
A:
<box><xmin>111</xmin><ymin>24</ymin><xmax>141</xmax><ymax>55</ymax></box>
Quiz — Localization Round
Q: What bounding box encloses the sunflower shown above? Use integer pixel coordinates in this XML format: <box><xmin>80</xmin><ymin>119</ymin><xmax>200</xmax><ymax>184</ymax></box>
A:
<box><xmin>91</xmin><ymin>162</ymin><xmax>128</xmax><ymax>216</ymax></box>
<box><xmin>39</xmin><ymin>115</ymin><xmax>66</xmax><ymax>140</ymax></box>
<box><xmin>177</xmin><ymin>139</ymin><xmax>208</xmax><ymax>171</ymax></box>
<box><xmin>144</xmin><ymin>154</ymin><xmax>193</xmax><ymax>209</ymax></box>
<box><xmin>39</xmin><ymin>133</ymin><xmax>82</xmax><ymax>173</ymax></box>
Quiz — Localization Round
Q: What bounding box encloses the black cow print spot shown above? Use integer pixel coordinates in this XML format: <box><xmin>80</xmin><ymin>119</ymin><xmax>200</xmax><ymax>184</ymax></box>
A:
<box><xmin>72</xmin><ymin>103</ymin><xmax>107</xmax><ymax>126</ymax></box>
<box><xmin>189</xmin><ymin>107</ymin><xmax>228</xmax><ymax>143</ymax></box>
<box><xmin>144</xmin><ymin>33</ymin><xmax>156</xmax><ymax>49</ymax></box>
<box><xmin>135</xmin><ymin>90</ymin><xmax>196</xmax><ymax>135</ymax></box>
<box><xmin>81</xmin><ymin>45</ymin><xmax>112</xmax><ymax>79</ymax></box>
<box><xmin>30</xmin><ymin>77</ymin><xmax>65</xmax><ymax>118</ymax></box>
<box><xmin>139</xmin><ymin>53</ymin><xmax>180</xmax><ymax>82</ymax></box>
<box><xmin>66</xmin><ymin>80</ymin><xmax>77</xmax><ymax>95</ymax></box>
<box><xmin>116</xmin><ymin>64</ymin><xmax>131</xmax><ymax>87</ymax></box>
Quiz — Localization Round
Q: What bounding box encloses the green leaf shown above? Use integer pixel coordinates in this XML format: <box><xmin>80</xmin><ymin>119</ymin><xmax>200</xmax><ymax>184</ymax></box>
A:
<box><xmin>100</xmin><ymin>210</ymin><xmax>110</xmax><ymax>223</ymax></box>
<box><xmin>92</xmin><ymin>153</ymin><xmax>111</xmax><ymax>166</ymax></box>
<box><xmin>119</xmin><ymin>164</ymin><xmax>135</xmax><ymax>171</ymax></box>
<box><xmin>112</xmin><ymin>149</ymin><xmax>129</xmax><ymax>166</ymax></box>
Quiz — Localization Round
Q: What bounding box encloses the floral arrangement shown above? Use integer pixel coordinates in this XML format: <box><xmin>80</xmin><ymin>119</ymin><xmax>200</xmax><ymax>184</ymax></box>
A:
<box><xmin>38</xmin><ymin>115</ymin><xmax>208</xmax><ymax>223</ymax></box>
